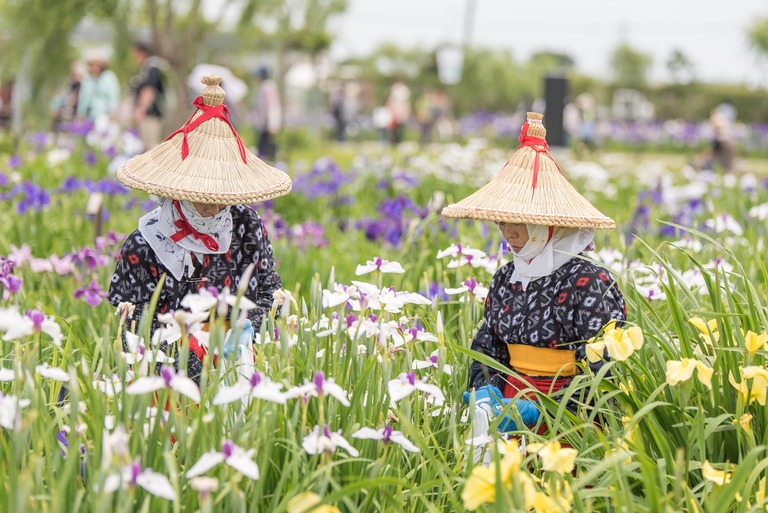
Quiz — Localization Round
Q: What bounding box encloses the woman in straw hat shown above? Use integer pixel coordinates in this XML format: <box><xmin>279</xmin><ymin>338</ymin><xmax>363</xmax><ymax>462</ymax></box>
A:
<box><xmin>108</xmin><ymin>76</ymin><xmax>292</xmax><ymax>383</ymax></box>
<box><xmin>443</xmin><ymin>113</ymin><xmax>626</xmax><ymax>432</ymax></box>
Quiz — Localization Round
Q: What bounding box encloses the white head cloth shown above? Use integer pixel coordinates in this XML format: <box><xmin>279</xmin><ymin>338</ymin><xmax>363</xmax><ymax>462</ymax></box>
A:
<box><xmin>511</xmin><ymin>224</ymin><xmax>595</xmax><ymax>290</ymax></box>
<box><xmin>138</xmin><ymin>199</ymin><xmax>233</xmax><ymax>281</ymax></box>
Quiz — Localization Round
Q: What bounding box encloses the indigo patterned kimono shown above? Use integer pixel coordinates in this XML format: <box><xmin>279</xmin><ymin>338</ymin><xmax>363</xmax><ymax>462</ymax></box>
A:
<box><xmin>468</xmin><ymin>256</ymin><xmax>626</xmax><ymax>395</ymax></box>
<box><xmin>108</xmin><ymin>205</ymin><xmax>281</xmax><ymax>381</ymax></box>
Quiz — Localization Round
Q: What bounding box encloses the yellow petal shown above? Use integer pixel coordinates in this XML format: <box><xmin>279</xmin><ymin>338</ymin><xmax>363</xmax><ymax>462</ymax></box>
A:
<box><xmin>462</xmin><ymin>465</ymin><xmax>497</xmax><ymax>511</ymax></box>
<box><xmin>701</xmin><ymin>461</ymin><xmax>731</xmax><ymax>486</ymax></box>
<box><xmin>537</xmin><ymin>441</ymin><xmax>578</xmax><ymax>474</ymax></box>
<box><xmin>603</xmin><ymin>320</ymin><xmax>617</xmax><ymax>333</ymax></box>
<box><xmin>694</xmin><ymin>362</ymin><xmax>714</xmax><ymax>390</ymax></box>
<box><xmin>585</xmin><ymin>341</ymin><xmax>606</xmax><ymax>363</ymax></box>
<box><xmin>666</xmin><ymin>359</ymin><xmax>698</xmax><ymax>386</ymax></box>
<box><xmin>604</xmin><ymin>331</ymin><xmax>635</xmax><ymax>361</ymax></box>
<box><xmin>689</xmin><ymin>318</ymin><xmax>709</xmax><ymax>334</ymax></box>
<box><xmin>745</xmin><ymin>331</ymin><xmax>768</xmax><ymax>355</ymax></box>
<box><xmin>288</xmin><ymin>493</ymin><xmax>322</xmax><ymax>513</ymax></box>
<box><xmin>626</xmin><ymin>326</ymin><xmax>644</xmax><ymax>350</ymax></box>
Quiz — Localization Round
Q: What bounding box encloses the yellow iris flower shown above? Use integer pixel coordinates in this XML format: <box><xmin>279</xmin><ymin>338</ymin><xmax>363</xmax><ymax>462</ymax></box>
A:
<box><xmin>665</xmin><ymin>358</ymin><xmax>714</xmax><ymax>389</ymax></box>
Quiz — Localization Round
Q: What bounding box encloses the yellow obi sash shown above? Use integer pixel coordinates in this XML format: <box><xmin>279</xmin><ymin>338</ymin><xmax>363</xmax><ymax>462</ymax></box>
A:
<box><xmin>507</xmin><ymin>344</ymin><xmax>578</xmax><ymax>377</ymax></box>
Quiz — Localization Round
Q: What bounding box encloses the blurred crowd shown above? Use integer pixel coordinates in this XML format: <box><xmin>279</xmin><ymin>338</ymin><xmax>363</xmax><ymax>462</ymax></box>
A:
<box><xmin>0</xmin><ymin>45</ymin><xmax>744</xmax><ymax>173</ymax></box>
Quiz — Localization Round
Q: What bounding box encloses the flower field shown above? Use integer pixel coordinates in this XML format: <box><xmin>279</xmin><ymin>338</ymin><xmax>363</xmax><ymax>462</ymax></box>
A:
<box><xmin>2</xmin><ymin>132</ymin><xmax>768</xmax><ymax>512</ymax></box>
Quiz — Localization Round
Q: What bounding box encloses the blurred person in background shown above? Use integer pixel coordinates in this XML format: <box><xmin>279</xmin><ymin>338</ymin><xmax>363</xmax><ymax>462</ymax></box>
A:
<box><xmin>385</xmin><ymin>81</ymin><xmax>411</xmax><ymax>145</ymax></box>
<box><xmin>709</xmin><ymin>100</ymin><xmax>737</xmax><ymax>173</ymax></box>
<box><xmin>692</xmin><ymin>100</ymin><xmax>737</xmax><ymax>173</ymax></box>
<box><xmin>51</xmin><ymin>63</ymin><xmax>85</xmax><ymax>129</ymax></box>
<box><xmin>130</xmin><ymin>41</ymin><xmax>166</xmax><ymax>150</ymax></box>
<box><xmin>0</xmin><ymin>81</ymin><xmax>14</xmax><ymax>130</ymax></box>
<box><xmin>330</xmin><ymin>82</ymin><xmax>349</xmax><ymax>142</ymax></box>
<box><xmin>251</xmin><ymin>66</ymin><xmax>281</xmax><ymax>162</ymax></box>
<box><xmin>77</xmin><ymin>49</ymin><xmax>121</xmax><ymax>124</ymax></box>
<box><xmin>416</xmin><ymin>88</ymin><xmax>451</xmax><ymax>144</ymax></box>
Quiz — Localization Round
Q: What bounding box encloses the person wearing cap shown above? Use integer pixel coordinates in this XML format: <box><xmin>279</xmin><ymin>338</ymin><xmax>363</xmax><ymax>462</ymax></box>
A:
<box><xmin>108</xmin><ymin>76</ymin><xmax>292</xmax><ymax>383</ymax></box>
<box><xmin>76</xmin><ymin>49</ymin><xmax>121</xmax><ymax>123</ymax></box>
<box><xmin>130</xmin><ymin>41</ymin><xmax>166</xmax><ymax>150</ymax></box>
<box><xmin>442</xmin><ymin>113</ymin><xmax>626</xmax><ymax>432</ymax></box>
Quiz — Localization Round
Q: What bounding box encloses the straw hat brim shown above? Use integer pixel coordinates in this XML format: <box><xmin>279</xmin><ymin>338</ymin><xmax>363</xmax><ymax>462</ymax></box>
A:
<box><xmin>117</xmin><ymin>115</ymin><xmax>291</xmax><ymax>205</ymax></box>
<box><xmin>440</xmin><ymin>146</ymin><xmax>615</xmax><ymax>229</ymax></box>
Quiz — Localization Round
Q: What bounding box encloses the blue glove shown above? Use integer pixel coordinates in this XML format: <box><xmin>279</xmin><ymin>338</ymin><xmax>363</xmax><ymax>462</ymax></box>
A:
<box><xmin>463</xmin><ymin>385</ymin><xmax>540</xmax><ymax>432</ymax></box>
<box><xmin>223</xmin><ymin>321</ymin><xmax>254</xmax><ymax>358</ymax></box>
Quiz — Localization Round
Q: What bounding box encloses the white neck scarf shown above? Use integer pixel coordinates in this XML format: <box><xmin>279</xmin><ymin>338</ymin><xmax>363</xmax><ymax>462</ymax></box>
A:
<box><xmin>138</xmin><ymin>199</ymin><xmax>233</xmax><ymax>280</ymax></box>
<box><xmin>511</xmin><ymin>224</ymin><xmax>595</xmax><ymax>290</ymax></box>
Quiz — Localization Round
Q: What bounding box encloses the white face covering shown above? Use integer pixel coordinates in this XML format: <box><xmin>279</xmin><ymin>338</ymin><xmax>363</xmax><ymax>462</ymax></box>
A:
<box><xmin>510</xmin><ymin>224</ymin><xmax>595</xmax><ymax>290</ymax></box>
<box><xmin>138</xmin><ymin>199</ymin><xmax>233</xmax><ymax>280</ymax></box>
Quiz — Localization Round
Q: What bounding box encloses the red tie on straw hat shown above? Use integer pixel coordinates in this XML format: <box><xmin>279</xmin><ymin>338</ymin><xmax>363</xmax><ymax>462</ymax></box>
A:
<box><xmin>169</xmin><ymin>200</ymin><xmax>220</xmax><ymax>251</ymax></box>
<box><xmin>517</xmin><ymin>121</ymin><xmax>563</xmax><ymax>189</ymax></box>
<box><xmin>164</xmin><ymin>95</ymin><xmax>248</xmax><ymax>164</ymax></box>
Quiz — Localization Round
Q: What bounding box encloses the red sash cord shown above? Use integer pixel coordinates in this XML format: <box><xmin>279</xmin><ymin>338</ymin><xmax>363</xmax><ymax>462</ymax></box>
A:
<box><xmin>164</xmin><ymin>96</ymin><xmax>247</xmax><ymax>163</ymax></box>
<box><xmin>517</xmin><ymin>122</ymin><xmax>564</xmax><ymax>188</ymax></box>
<box><xmin>169</xmin><ymin>200</ymin><xmax>219</xmax><ymax>251</ymax></box>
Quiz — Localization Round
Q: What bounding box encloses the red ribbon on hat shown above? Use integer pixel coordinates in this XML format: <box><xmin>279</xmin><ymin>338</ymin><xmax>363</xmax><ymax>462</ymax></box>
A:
<box><xmin>169</xmin><ymin>200</ymin><xmax>220</xmax><ymax>251</ymax></box>
<box><xmin>517</xmin><ymin>122</ymin><xmax>563</xmax><ymax>189</ymax></box>
<box><xmin>165</xmin><ymin>96</ymin><xmax>248</xmax><ymax>164</ymax></box>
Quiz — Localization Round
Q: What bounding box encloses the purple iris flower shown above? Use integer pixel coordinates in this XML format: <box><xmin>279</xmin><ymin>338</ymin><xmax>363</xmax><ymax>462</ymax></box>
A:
<box><xmin>25</xmin><ymin>309</ymin><xmax>45</xmax><ymax>330</ymax></box>
<box><xmin>85</xmin><ymin>152</ymin><xmax>97</xmax><ymax>167</ymax></box>
<box><xmin>8</xmin><ymin>155</ymin><xmax>21</xmax><ymax>169</ymax></box>
<box><xmin>74</xmin><ymin>277</ymin><xmax>107</xmax><ymax>307</ymax></box>
<box><xmin>15</xmin><ymin>181</ymin><xmax>51</xmax><ymax>214</ymax></box>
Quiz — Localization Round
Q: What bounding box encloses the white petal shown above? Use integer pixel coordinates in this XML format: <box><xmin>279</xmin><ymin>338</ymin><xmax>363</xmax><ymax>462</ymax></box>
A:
<box><xmin>3</xmin><ymin>318</ymin><xmax>34</xmax><ymax>340</ymax></box>
<box><xmin>226</xmin><ymin>453</ymin><xmax>260</xmax><ymax>480</ymax></box>
<box><xmin>36</xmin><ymin>364</ymin><xmax>70</xmax><ymax>382</ymax></box>
<box><xmin>251</xmin><ymin>382</ymin><xmax>287</xmax><ymax>404</ymax></box>
<box><xmin>398</xmin><ymin>292</ymin><xmax>431</xmax><ymax>305</ymax></box>
<box><xmin>387</xmin><ymin>380</ymin><xmax>415</xmax><ymax>402</ymax></box>
<box><xmin>316</xmin><ymin>348</ymin><xmax>326</xmax><ymax>358</ymax></box>
<box><xmin>170</xmin><ymin>376</ymin><xmax>201</xmax><ymax>403</ymax></box>
<box><xmin>301</xmin><ymin>430</ymin><xmax>324</xmax><ymax>454</ymax></box>
<box><xmin>441</xmin><ymin>365</ymin><xmax>453</xmax><ymax>375</ymax></box>
<box><xmin>415</xmin><ymin>382</ymin><xmax>445</xmax><ymax>402</ymax></box>
<box><xmin>102</xmin><ymin>473</ymin><xmax>122</xmax><ymax>493</ymax></box>
<box><xmin>181</xmin><ymin>293</ymin><xmax>218</xmax><ymax>314</ymax></box>
<box><xmin>416</xmin><ymin>331</ymin><xmax>438</xmax><ymax>342</ymax></box>
<box><xmin>185</xmin><ymin>451</ymin><xmax>226</xmax><ymax>478</ymax></box>
<box><xmin>355</xmin><ymin>264</ymin><xmax>377</xmax><ymax>276</ymax></box>
<box><xmin>126</xmin><ymin>377</ymin><xmax>165</xmax><ymax>395</ymax></box>
<box><xmin>322</xmin><ymin>290</ymin><xmax>350</xmax><ymax>309</ymax></box>
<box><xmin>284</xmin><ymin>383</ymin><xmax>318</xmax><ymax>400</ymax></box>
<box><xmin>323</xmin><ymin>381</ymin><xmax>350</xmax><ymax>406</ymax></box>
<box><xmin>444</xmin><ymin>287</ymin><xmax>469</xmax><ymax>295</ymax></box>
<box><xmin>436</xmin><ymin>246</ymin><xmax>458</xmax><ymax>259</ymax></box>
<box><xmin>330</xmin><ymin>432</ymin><xmax>359</xmax><ymax>457</ymax></box>
<box><xmin>390</xmin><ymin>432</ymin><xmax>420</xmax><ymax>453</ymax></box>
<box><xmin>124</xmin><ymin>331</ymin><xmax>144</xmax><ymax>353</ymax></box>
<box><xmin>351</xmin><ymin>427</ymin><xmax>384</xmax><ymax>440</ymax></box>
<box><xmin>0</xmin><ymin>368</ymin><xmax>15</xmax><ymax>381</ymax></box>
<box><xmin>412</xmin><ymin>360</ymin><xmax>433</xmax><ymax>370</ymax></box>
<box><xmin>213</xmin><ymin>382</ymin><xmax>251</xmax><ymax>405</ymax></box>
<box><xmin>225</xmin><ymin>295</ymin><xmax>257</xmax><ymax>312</ymax></box>
<box><xmin>380</xmin><ymin>261</ymin><xmax>405</xmax><ymax>273</ymax></box>
<box><xmin>136</xmin><ymin>471</ymin><xmax>177</xmax><ymax>501</ymax></box>
<box><xmin>41</xmin><ymin>320</ymin><xmax>64</xmax><ymax>346</ymax></box>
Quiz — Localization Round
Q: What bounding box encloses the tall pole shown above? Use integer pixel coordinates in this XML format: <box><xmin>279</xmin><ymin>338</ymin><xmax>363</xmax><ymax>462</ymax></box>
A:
<box><xmin>462</xmin><ymin>0</ymin><xmax>477</xmax><ymax>50</ymax></box>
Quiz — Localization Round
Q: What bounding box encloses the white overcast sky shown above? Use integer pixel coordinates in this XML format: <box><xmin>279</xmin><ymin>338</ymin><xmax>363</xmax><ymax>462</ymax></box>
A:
<box><xmin>329</xmin><ymin>0</ymin><xmax>768</xmax><ymax>85</ymax></box>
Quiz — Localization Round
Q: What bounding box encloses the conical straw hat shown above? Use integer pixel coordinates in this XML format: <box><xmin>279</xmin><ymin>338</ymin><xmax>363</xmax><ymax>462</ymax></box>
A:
<box><xmin>441</xmin><ymin>112</ymin><xmax>614</xmax><ymax>229</ymax></box>
<box><xmin>117</xmin><ymin>75</ymin><xmax>291</xmax><ymax>205</ymax></box>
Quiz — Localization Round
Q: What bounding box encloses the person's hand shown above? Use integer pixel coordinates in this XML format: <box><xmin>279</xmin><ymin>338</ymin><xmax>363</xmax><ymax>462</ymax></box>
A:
<box><xmin>462</xmin><ymin>385</ymin><xmax>540</xmax><ymax>432</ymax></box>
<box><xmin>223</xmin><ymin>321</ymin><xmax>254</xmax><ymax>358</ymax></box>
